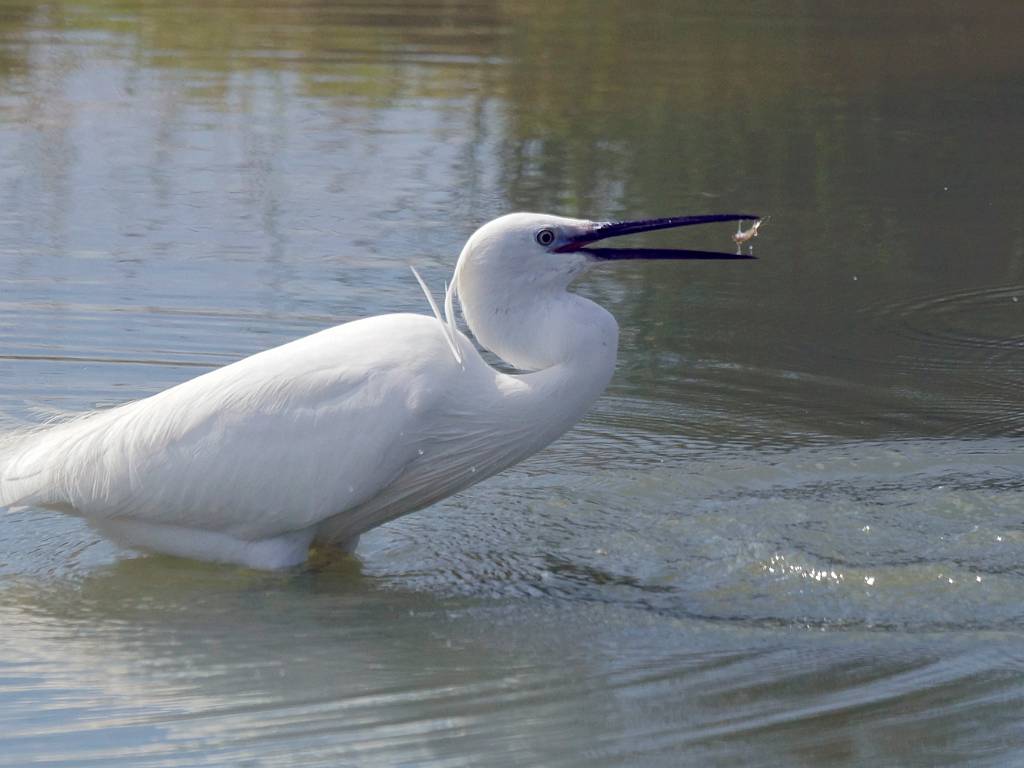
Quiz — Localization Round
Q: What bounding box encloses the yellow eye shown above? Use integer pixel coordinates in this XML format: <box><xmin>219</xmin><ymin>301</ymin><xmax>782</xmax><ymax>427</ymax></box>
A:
<box><xmin>535</xmin><ymin>228</ymin><xmax>556</xmax><ymax>247</ymax></box>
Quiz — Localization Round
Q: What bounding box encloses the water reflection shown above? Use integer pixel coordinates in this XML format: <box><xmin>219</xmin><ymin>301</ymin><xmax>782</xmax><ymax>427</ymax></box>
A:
<box><xmin>3</xmin><ymin>555</ymin><xmax>1023</xmax><ymax>766</ymax></box>
<box><xmin>1</xmin><ymin>0</ymin><xmax>1021</xmax><ymax>439</ymax></box>
<box><xmin>1</xmin><ymin>0</ymin><xmax>1024</xmax><ymax>764</ymax></box>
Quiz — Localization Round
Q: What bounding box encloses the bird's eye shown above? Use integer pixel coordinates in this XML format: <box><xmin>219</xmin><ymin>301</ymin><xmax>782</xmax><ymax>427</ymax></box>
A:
<box><xmin>535</xmin><ymin>228</ymin><xmax>556</xmax><ymax>247</ymax></box>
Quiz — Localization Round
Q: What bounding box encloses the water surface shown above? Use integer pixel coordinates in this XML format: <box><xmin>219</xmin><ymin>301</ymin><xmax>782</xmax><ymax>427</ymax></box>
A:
<box><xmin>1</xmin><ymin>1</ymin><xmax>1023</xmax><ymax>765</ymax></box>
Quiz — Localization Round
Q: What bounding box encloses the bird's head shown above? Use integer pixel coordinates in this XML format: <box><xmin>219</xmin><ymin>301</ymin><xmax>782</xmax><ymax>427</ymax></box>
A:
<box><xmin>453</xmin><ymin>211</ymin><xmax>758</xmax><ymax>291</ymax></box>
<box><xmin>448</xmin><ymin>211</ymin><xmax>758</xmax><ymax>369</ymax></box>
<box><xmin>453</xmin><ymin>213</ymin><xmax>597</xmax><ymax>294</ymax></box>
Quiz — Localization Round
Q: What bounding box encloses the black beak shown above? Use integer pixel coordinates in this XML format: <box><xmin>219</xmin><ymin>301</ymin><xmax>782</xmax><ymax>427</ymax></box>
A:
<box><xmin>555</xmin><ymin>213</ymin><xmax>760</xmax><ymax>260</ymax></box>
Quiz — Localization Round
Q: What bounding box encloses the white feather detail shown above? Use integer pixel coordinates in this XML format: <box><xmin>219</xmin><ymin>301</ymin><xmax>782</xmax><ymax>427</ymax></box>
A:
<box><xmin>409</xmin><ymin>265</ymin><xmax>463</xmax><ymax>366</ymax></box>
<box><xmin>443</xmin><ymin>256</ymin><xmax>463</xmax><ymax>345</ymax></box>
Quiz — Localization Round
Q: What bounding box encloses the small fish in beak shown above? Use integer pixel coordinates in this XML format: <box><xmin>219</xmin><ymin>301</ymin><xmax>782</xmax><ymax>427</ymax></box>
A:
<box><xmin>732</xmin><ymin>217</ymin><xmax>767</xmax><ymax>246</ymax></box>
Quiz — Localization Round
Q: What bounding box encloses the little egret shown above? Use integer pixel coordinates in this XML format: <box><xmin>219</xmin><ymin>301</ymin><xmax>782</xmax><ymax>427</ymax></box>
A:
<box><xmin>0</xmin><ymin>212</ymin><xmax>756</xmax><ymax>569</ymax></box>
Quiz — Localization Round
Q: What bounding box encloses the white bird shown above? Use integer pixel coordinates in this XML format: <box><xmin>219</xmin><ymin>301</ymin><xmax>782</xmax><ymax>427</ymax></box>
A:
<box><xmin>0</xmin><ymin>212</ymin><xmax>756</xmax><ymax>569</ymax></box>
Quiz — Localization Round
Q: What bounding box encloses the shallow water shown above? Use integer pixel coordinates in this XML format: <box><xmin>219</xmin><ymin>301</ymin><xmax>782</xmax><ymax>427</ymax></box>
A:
<box><xmin>1</xmin><ymin>1</ymin><xmax>1023</xmax><ymax>765</ymax></box>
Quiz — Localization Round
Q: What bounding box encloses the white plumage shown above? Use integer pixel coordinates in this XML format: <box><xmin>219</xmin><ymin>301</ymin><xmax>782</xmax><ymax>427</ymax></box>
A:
<box><xmin>0</xmin><ymin>211</ymin><xmax>753</xmax><ymax>569</ymax></box>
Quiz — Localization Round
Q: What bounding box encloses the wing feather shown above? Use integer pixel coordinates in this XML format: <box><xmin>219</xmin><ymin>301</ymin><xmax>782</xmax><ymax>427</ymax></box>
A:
<box><xmin>1</xmin><ymin>314</ymin><xmax>461</xmax><ymax>541</ymax></box>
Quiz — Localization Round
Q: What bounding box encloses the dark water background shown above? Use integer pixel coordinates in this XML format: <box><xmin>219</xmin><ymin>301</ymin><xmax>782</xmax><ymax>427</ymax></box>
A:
<box><xmin>0</xmin><ymin>1</ymin><xmax>1023</xmax><ymax>765</ymax></box>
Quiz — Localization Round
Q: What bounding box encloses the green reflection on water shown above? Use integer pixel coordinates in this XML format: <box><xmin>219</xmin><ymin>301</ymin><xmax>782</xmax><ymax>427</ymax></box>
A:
<box><xmin>1</xmin><ymin>0</ymin><xmax>1023</xmax><ymax>440</ymax></box>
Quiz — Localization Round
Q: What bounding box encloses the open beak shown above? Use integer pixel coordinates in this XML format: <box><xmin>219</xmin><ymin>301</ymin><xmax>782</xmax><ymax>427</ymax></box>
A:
<box><xmin>555</xmin><ymin>213</ymin><xmax>760</xmax><ymax>260</ymax></box>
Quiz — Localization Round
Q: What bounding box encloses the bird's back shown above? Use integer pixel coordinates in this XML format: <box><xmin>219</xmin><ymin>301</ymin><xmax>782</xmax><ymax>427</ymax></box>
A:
<box><xmin>0</xmin><ymin>313</ymin><xmax>463</xmax><ymax>545</ymax></box>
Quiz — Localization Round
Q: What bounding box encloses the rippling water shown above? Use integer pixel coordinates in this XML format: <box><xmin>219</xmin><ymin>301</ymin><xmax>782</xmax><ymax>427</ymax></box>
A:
<box><xmin>1</xmin><ymin>1</ymin><xmax>1023</xmax><ymax>765</ymax></box>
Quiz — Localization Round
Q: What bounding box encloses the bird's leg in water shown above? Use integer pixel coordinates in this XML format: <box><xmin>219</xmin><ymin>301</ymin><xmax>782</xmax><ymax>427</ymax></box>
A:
<box><xmin>309</xmin><ymin>534</ymin><xmax>361</xmax><ymax>565</ymax></box>
<box><xmin>306</xmin><ymin>538</ymin><xmax>364</xmax><ymax>573</ymax></box>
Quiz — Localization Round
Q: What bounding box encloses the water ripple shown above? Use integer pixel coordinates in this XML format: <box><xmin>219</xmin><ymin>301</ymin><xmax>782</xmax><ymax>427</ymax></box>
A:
<box><xmin>864</xmin><ymin>284</ymin><xmax>1024</xmax><ymax>358</ymax></box>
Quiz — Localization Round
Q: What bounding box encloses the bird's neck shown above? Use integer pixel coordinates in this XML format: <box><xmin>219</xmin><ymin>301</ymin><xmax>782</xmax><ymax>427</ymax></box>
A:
<box><xmin>460</xmin><ymin>276</ymin><xmax>619</xmax><ymax>373</ymax></box>
<box><xmin>511</xmin><ymin>314</ymin><xmax>619</xmax><ymax>449</ymax></box>
<box><xmin>462</xmin><ymin>287</ymin><xmax>620</xmax><ymax>450</ymax></box>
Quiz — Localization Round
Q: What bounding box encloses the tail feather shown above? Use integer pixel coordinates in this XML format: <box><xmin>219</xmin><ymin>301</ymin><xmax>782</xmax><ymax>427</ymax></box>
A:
<box><xmin>0</xmin><ymin>424</ymin><xmax>49</xmax><ymax>507</ymax></box>
<box><xmin>0</xmin><ymin>409</ymin><xmax>104</xmax><ymax>509</ymax></box>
